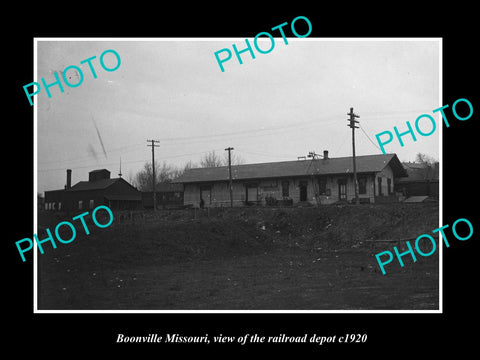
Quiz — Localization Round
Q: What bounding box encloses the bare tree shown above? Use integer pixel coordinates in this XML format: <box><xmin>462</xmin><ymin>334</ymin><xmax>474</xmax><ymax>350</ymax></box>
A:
<box><xmin>223</xmin><ymin>152</ymin><xmax>245</xmax><ymax>166</ymax></box>
<box><xmin>126</xmin><ymin>170</ymin><xmax>136</xmax><ymax>187</ymax></box>
<box><xmin>131</xmin><ymin>152</ymin><xmax>245</xmax><ymax>189</ymax></box>
<box><xmin>415</xmin><ymin>152</ymin><xmax>436</xmax><ymax>165</ymax></box>
<box><xmin>183</xmin><ymin>160</ymin><xmax>198</xmax><ymax>170</ymax></box>
<box><xmin>415</xmin><ymin>152</ymin><xmax>438</xmax><ymax>180</ymax></box>
<box><xmin>133</xmin><ymin>160</ymin><xmax>177</xmax><ymax>191</ymax></box>
<box><xmin>200</xmin><ymin>150</ymin><xmax>224</xmax><ymax>168</ymax></box>
<box><xmin>199</xmin><ymin>150</ymin><xmax>246</xmax><ymax>168</ymax></box>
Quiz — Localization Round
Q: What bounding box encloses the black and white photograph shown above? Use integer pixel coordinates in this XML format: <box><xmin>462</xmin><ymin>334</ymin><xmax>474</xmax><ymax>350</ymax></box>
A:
<box><xmin>6</xmin><ymin>7</ymin><xmax>478</xmax><ymax>356</ymax></box>
<box><xmin>35</xmin><ymin>38</ymin><xmax>440</xmax><ymax>311</ymax></box>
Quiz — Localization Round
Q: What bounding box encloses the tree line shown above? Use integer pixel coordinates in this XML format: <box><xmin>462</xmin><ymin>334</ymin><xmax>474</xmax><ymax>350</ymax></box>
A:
<box><xmin>131</xmin><ymin>150</ymin><xmax>244</xmax><ymax>191</ymax></box>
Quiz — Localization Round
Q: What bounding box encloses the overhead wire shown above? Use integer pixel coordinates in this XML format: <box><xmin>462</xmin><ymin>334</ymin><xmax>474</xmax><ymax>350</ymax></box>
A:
<box><xmin>236</xmin><ymin>149</ymin><xmax>299</xmax><ymax>161</ymax></box>
<box><xmin>38</xmin><ymin>110</ymin><xmax>409</xmax><ymax>172</ymax></box>
<box><xmin>37</xmin><ymin>148</ymin><xmax>226</xmax><ymax>173</ymax></box>
<box><xmin>37</xmin><ymin>114</ymin><xmax>340</xmax><ymax>166</ymax></box>
<box><xmin>358</xmin><ymin>124</ymin><xmax>382</xmax><ymax>152</ymax></box>
<box><xmin>38</xmin><ymin>142</ymin><xmax>145</xmax><ymax>165</ymax></box>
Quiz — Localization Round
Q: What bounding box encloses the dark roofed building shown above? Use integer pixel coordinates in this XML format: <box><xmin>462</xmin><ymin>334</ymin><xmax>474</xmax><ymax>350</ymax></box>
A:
<box><xmin>141</xmin><ymin>183</ymin><xmax>184</xmax><ymax>209</ymax></box>
<box><xmin>396</xmin><ymin>161</ymin><xmax>439</xmax><ymax>198</ymax></box>
<box><xmin>44</xmin><ymin>169</ymin><xmax>142</xmax><ymax>212</ymax></box>
<box><xmin>173</xmin><ymin>152</ymin><xmax>407</xmax><ymax>207</ymax></box>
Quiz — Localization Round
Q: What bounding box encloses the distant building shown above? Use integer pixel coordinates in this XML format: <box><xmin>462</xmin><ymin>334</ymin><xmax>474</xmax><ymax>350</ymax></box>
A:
<box><xmin>141</xmin><ymin>183</ymin><xmax>184</xmax><ymax>209</ymax></box>
<box><xmin>174</xmin><ymin>152</ymin><xmax>408</xmax><ymax>207</ymax></box>
<box><xmin>44</xmin><ymin>169</ymin><xmax>142</xmax><ymax>211</ymax></box>
<box><xmin>396</xmin><ymin>161</ymin><xmax>439</xmax><ymax>198</ymax></box>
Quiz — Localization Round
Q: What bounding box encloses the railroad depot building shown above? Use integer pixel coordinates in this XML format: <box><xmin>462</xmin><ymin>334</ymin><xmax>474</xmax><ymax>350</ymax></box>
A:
<box><xmin>174</xmin><ymin>152</ymin><xmax>408</xmax><ymax>207</ymax></box>
<box><xmin>44</xmin><ymin>169</ymin><xmax>142</xmax><ymax>211</ymax></box>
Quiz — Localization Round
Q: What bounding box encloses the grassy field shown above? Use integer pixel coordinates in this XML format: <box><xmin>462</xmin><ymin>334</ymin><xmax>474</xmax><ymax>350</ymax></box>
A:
<box><xmin>37</xmin><ymin>203</ymin><xmax>439</xmax><ymax>310</ymax></box>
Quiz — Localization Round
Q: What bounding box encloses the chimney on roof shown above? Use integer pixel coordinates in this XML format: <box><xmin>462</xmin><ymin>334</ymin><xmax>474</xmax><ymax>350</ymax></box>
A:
<box><xmin>66</xmin><ymin>169</ymin><xmax>72</xmax><ymax>189</ymax></box>
<box><xmin>323</xmin><ymin>150</ymin><xmax>329</xmax><ymax>159</ymax></box>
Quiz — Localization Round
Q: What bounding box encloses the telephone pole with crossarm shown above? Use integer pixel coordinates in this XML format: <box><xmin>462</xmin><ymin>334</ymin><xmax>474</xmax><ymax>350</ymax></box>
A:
<box><xmin>347</xmin><ymin>108</ymin><xmax>360</xmax><ymax>205</ymax></box>
<box><xmin>147</xmin><ymin>139</ymin><xmax>160</xmax><ymax>210</ymax></box>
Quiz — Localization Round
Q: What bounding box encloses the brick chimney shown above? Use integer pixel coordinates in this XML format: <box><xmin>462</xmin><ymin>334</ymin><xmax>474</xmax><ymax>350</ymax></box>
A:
<box><xmin>66</xmin><ymin>169</ymin><xmax>72</xmax><ymax>189</ymax></box>
<box><xmin>323</xmin><ymin>150</ymin><xmax>329</xmax><ymax>159</ymax></box>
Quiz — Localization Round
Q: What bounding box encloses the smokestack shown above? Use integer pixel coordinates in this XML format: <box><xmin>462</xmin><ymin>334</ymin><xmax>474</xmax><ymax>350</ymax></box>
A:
<box><xmin>323</xmin><ymin>150</ymin><xmax>329</xmax><ymax>159</ymax></box>
<box><xmin>66</xmin><ymin>169</ymin><xmax>72</xmax><ymax>189</ymax></box>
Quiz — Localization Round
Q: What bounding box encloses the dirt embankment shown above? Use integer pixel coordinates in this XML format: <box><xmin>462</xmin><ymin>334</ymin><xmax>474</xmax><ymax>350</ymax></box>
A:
<box><xmin>40</xmin><ymin>202</ymin><xmax>439</xmax><ymax>266</ymax></box>
<box><xmin>37</xmin><ymin>203</ymin><xmax>439</xmax><ymax>310</ymax></box>
<box><xmin>205</xmin><ymin>202</ymin><xmax>439</xmax><ymax>248</ymax></box>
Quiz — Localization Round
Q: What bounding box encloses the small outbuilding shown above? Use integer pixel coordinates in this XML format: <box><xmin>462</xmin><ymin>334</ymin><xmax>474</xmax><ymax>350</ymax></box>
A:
<box><xmin>141</xmin><ymin>183</ymin><xmax>184</xmax><ymax>209</ymax></box>
<box><xmin>396</xmin><ymin>161</ymin><xmax>439</xmax><ymax>198</ymax></box>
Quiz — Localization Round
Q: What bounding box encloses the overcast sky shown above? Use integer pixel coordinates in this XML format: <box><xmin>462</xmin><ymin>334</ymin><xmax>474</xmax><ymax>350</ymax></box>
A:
<box><xmin>36</xmin><ymin>38</ymin><xmax>440</xmax><ymax>194</ymax></box>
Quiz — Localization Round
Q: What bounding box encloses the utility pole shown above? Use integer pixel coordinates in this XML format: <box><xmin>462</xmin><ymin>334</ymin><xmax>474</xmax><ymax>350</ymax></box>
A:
<box><xmin>347</xmin><ymin>107</ymin><xmax>360</xmax><ymax>205</ymax></box>
<box><xmin>307</xmin><ymin>151</ymin><xmax>321</xmax><ymax>204</ymax></box>
<box><xmin>225</xmin><ymin>147</ymin><xmax>234</xmax><ymax>207</ymax></box>
<box><xmin>307</xmin><ymin>150</ymin><xmax>320</xmax><ymax>173</ymax></box>
<box><xmin>147</xmin><ymin>140</ymin><xmax>160</xmax><ymax>210</ymax></box>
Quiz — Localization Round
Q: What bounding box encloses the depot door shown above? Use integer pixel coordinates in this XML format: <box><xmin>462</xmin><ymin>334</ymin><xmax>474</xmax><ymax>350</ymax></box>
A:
<box><xmin>299</xmin><ymin>181</ymin><xmax>308</xmax><ymax>202</ymax></box>
<box><xmin>338</xmin><ymin>179</ymin><xmax>347</xmax><ymax>200</ymax></box>
<box><xmin>246</xmin><ymin>184</ymin><xmax>258</xmax><ymax>203</ymax></box>
<box><xmin>200</xmin><ymin>185</ymin><xmax>211</xmax><ymax>205</ymax></box>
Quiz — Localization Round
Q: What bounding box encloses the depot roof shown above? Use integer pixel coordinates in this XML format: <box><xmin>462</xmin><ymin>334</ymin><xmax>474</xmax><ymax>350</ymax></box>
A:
<box><xmin>174</xmin><ymin>153</ymin><xmax>407</xmax><ymax>184</ymax></box>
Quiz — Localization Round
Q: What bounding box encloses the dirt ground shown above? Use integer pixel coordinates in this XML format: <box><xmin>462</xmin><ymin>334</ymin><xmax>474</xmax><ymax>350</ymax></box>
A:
<box><xmin>37</xmin><ymin>203</ymin><xmax>439</xmax><ymax>310</ymax></box>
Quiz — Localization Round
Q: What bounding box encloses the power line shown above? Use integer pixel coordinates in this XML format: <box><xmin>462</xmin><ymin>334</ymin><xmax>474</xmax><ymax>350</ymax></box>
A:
<box><xmin>362</xmin><ymin>108</ymin><xmax>435</xmax><ymax>117</ymax></box>
<box><xmin>236</xmin><ymin>149</ymin><xmax>298</xmax><ymax>160</ymax></box>
<box><xmin>358</xmin><ymin>124</ymin><xmax>382</xmax><ymax>151</ymax></box>
<box><xmin>38</xmin><ymin>142</ymin><xmax>145</xmax><ymax>165</ymax></box>
<box><xmin>37</xmin><ymin>158</ymin><xmax>147</xmax><ymax>172</ymax></box>
<box><xmin>157</xmin><ymin>115</ymin><xmax>340</xmax><ymax>144</ymax></box>
<box><xmin>158</xmin><ymin>148</ymin><xmax>225</xmax><ymax>160</ymax></box>
<box><xmin>37</xmin><ymin>120</ymin><xmax>317</xmax><ymax>166</ymax></box>
<box><xmin>37</xmin><ymin>110</ymin><xmax>386</xmax><ymax>174</ymax></box>
<box><xmin>38</xmin><ymin>144</ymin><xmax>218</xmax><ymax>168</ymax></box>
<box><xmin>37</xmin><ymin>148</ymin><xmax>227</xmax><ymax>173</ymax></box>
<box><xmin>38</xmin><ymin>114</ymin><xmax>341</xmax><ymax>166</ymax></box>
<box><xmin>332</xmin><ymin>135</ymin><xmax>349</xmax><ymax>156</ymax></box>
